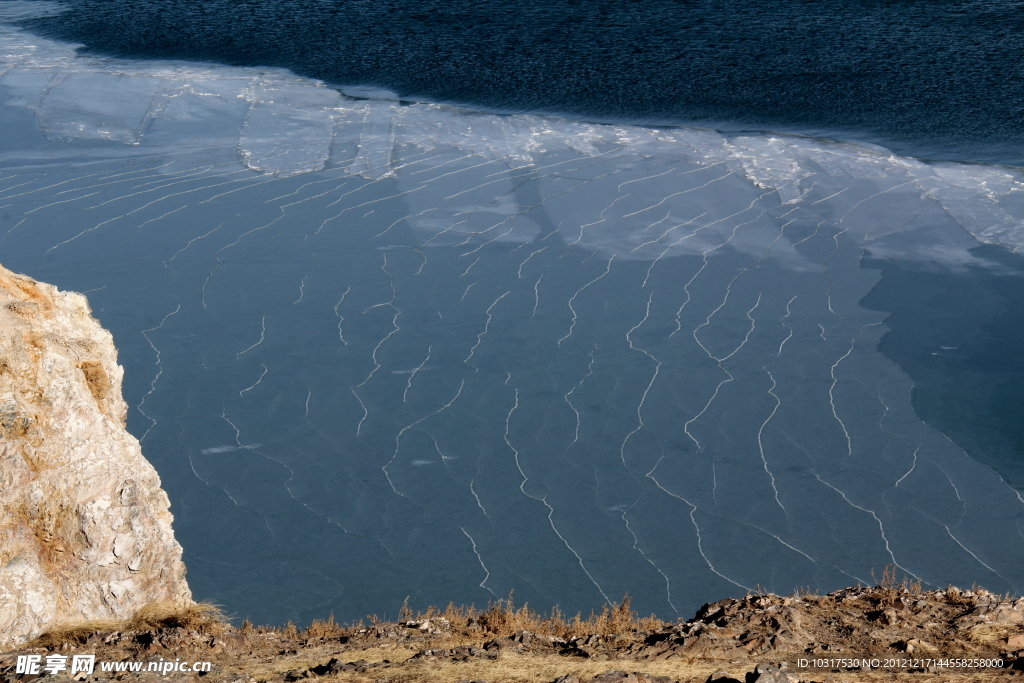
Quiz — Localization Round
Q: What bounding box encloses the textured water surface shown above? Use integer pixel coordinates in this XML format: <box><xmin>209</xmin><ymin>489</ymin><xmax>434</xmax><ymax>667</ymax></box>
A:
<box><xmin>14</xmin><ymin>0</ymin><xmax>1024</xmax><ymax>164</ymax></box>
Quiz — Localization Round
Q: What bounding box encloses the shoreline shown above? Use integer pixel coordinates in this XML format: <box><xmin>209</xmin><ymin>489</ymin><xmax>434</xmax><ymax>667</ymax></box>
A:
<box><xmin>3</xmin><ymin>581</ymin><xmax>1023</xmax><ymax>682</ymax></box>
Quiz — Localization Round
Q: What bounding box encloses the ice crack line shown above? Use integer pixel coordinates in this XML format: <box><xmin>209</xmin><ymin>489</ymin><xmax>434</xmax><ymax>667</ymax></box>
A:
<box><xmin>0</xmin><ymin>163</ymin><xmax>175</xmax><ymax>206</ymax></box>
<box><xmin>293</xmin><ymin>275</ymin><xmax>307</xmax><ymax>305</ymax></box>
<box><xmin>184</xmin><ymin>452</ymin><xmax>277</xmax><ymax>542</ymax></box>
<box><xmin>639</xmin><ymin>211</ymin><xmax>708</xmax><ymax>288</ymax></box>
<box><xmin>503</xmin><ymin>385</ymin><xmax>606</xmax><ymax>602</ymax></box>
<box><xmin>455</xmin><ymin>175</ymin><xmax>600</xmax><ymax>257</ymax></box>
<box><xmin>668</xmin><ymin>192</ymin><xmax>775</xmax><ymax>337</ymax></box>
<box><xmin>558</xmin><ymin>255</ymin><xmax>615</xmax><ymax>347</ymax></box>
<box><xmin>236</xmin><ymin>316</ymin><xmax>266</xmax><ymax>359</ymax></box>
<box><xmin>876</xmin><ymin>383</ymin><xmax>893</xmax><ymax>434</ymax></box>
<box><xmin>629</xmin><ymin>209</ymin><xmax>675</xmax><ymax>250</ymax></box>
<box><xmin>692</xmin><ymin>274</ymin><xmax>747</xmax><ymax>362</ymax></box>
<box><xmin>82</xmin><ymin>167</ymin><xmax>247</xmax><ymax>210</ymax></box>
<box><xmin>333</xmin><ymin>286</ymin><xmax>351</xmax><ymax>347</ymax></box>
<box><xmin>812</xmin><ymin>473</ymin><xmax>920</xmax><ymax>580</ymax></box>
<box><xmin>441</xmin><ymin>152</ymin><xmax>614</xmax><ymax>206</ymax></box>
<box><xmin>894</xmin><ymin>445</ymin><xmax>920</xmax><ymax>488</ymax></box>
<box><xmin>350</xmin><ymin>388</ymin><xmax>369</xmax><ymax>439</ymax></box>
<box><xmin>777</xmin><ymin>295</ymin><xmax>798</xmax><ymax>357</ymax></box>
<box><xmin>404</xmin><ymin>345</ymin><xmax>432</xmax><ymax>403</ymax></box>
<box><xmin>363</xmin><ymin>251</ymin><xmax>397</xmax><ymax>313</ymax></box>
<box><xmin>239</xmin><ymin>363</ymin><xmax>268</xmax><ymax>397</ymax></box>
<box><xmin>532</xmin><ymin>273</ymin><xmax>543</xmax><ymax>318</ymax></box>
<box><xmin>45</xmin><ymin>168</ymin><xmax>265</xmax><ymax>254</ymax></box>
<box><xmin>460</xmin><ymin>256</ymin><xmax>481</xmax><ymax>278</ymax></box>
<box><xmin>203</xmin><ymin>212</ymin><xmax>287</xmax><ymax>309</ymax></box>
<box><xmin>934</xmin><ymin>463</ymin><xmax>967</xmax><ymax>527</ymax></box>
<box><xmin>460</xmin><ymin>527</ymin><xmax>498</xmax><ymax>599</ymax></box>
<box><xmin>643</xmin><ymin>470</ymin><xmax>750</xmax><ymax>591</ymax></box>
<box><xmin>220</xmin><ymin>409</ymin><xmax>360</xmax><ymax>540</ymax></box>
<box><xmin>621</xmin><ymin>170</ymin><xmax>733</xmax><ymax>218</ymax></box>
<box><xmin>505</xmin><ymin>388</ymin><xmax>532</xmax><ymax>497</ymax></box>
<box><xmin>163</xmin><ymin>219</ymin><xmax>228</xmax><ymax>269</ymax></box>
<box><xmin>718</xmin><ymin>292</ymin><xmax>763</xmax><ymax>363</ymax></box>
<box><xmin>138</xmin><ymin>304</ymin><xmax>181</xmax><ymax>441</ymax></box>
<box><xmin>619</xmin><ymin>292</ymin><xmax>661</xmax><ymax>472</ymax></box>
<box><xmin>832</xmin><ymin>324</ymin><xmax>881</xmax><ymax>464</ymax></box>
<box><xmin>683</xmin><ymin>371</ymin><xmax>733</xmax><ymax>451</ymax></box>
<box><xmin>22</xmin><ymin>190</ymin><xmax>102</xmax><ymax>214</ymax></box>
<box><xmin>562</xmin><ymin>345</ymin><xmax>596</xmax><ymax>462</ymax></box>
<box><xmin>517</xmin><ymin>245</ymin><xmax>549</xmax><ymax>278</ymax></box>
<box><xmin>568</xmin><ymin>192</ymin><xmax>631</xmax><ymax>246</ymax></box>
<box><xmin>758</xmin><ymin>367</ymin><xmax>787</xmax><ymax>519</ymax></box>
<box><xmin>374</xmin><ymin>207</ymin><xmax>438</xmax><ymax>240</ymax></box>
<box><xmin>383</xmin><ymin>379</ymin><xmax>466</xmax><ymax>499</ymax></box>
<box><xmin>539</xmin><ymin>490</ymin><xmax>614</xmax><ymax>605</ymax></box>
<box><xmin>465</xmin><ymin>290</ymin><xmax>511</xmax><ymax>367</ymax></box>
<box><xmin>941</xmin><ymin>526</ymin><xmax>1010</xmax><ymax>589</ymax></box>
<box><xmin>620</xmin><ymin>495</ymin><xmax>679</xmax><ymax>616</ymax></box>
<box><xmin>358</xmin><ymin>307</ymin><xmax>401</xmax><ymax>387</ymax></box>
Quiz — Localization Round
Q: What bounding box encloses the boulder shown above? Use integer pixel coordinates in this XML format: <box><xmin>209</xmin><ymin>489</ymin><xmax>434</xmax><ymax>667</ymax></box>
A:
<box><xmin>0</xmin><ymin>264</ymin><xmax>191</xmax><ymax>647</ymax></box>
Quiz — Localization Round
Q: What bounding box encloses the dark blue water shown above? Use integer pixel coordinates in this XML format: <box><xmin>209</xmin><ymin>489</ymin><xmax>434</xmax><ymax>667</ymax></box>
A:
<box><xmin>19</xmin><ymin>0</ymin><xmax>1024</xmax><ymax>165</ymax></box>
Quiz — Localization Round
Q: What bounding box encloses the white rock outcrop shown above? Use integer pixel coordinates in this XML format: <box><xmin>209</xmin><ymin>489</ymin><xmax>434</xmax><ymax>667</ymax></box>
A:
<box><xmin>0</xmin><ymin>264</ymin><xmax>191</xmax><ymax>647</ymax></box>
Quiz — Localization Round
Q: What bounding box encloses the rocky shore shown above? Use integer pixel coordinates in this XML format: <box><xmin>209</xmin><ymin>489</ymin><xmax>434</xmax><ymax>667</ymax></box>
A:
<box><xmin>3</xmin><ymin>582</ymin><xmax>1023</xmax><ymax>682</ymax></box>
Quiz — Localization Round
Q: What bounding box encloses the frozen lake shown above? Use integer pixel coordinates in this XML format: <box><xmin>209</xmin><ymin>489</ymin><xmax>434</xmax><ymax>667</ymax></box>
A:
<box><xmin>3</xmin><ymin>2</ymin><xmax>1024</xmax><ymax>625</ymax></box>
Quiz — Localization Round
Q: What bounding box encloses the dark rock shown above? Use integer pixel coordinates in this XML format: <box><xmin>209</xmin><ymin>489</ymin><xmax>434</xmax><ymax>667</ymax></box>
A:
<box><xmin>483</xmin><ymin>637</ymin><xmax>519</xmax><ymax>651</ymax></box>
<box><xmin>590</xmin><ymin>672</ymin><xmax>638</xmax><ymax>683</ymax></box>
<box><xmin>513</xmin><ymin>630</ymin><xmax>533</xmax><ymax>645</ymax></box>
<box><xmin>308</xmin><ymin>658</ymin><xmax>341</xmax><ymax>675</ymax></box>
<box><xmin>589</xmin><ymin>672</ymin><xmax>675</xmax><ymax>683</ymax></box>
<box><xmin>744</xmin><ymin>662</ymin><xmax>794</xmax><ymax>683</ymax></box>
<box><xmin>706</xmin><ymin>672</ymin><xmax>743</xmax><ymax>683</ymax></box>
<box><xmin>636</xmin><ymin>675</ymin><xmax>675</xmax><ymax>683</ymax></box>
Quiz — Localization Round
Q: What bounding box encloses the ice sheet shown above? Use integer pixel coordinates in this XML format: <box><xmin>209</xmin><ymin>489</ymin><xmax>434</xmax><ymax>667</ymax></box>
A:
<box><xmin>2</xmin><ymin>7</ymin><xmax>1024</xmax><ymax>625</ymax></box>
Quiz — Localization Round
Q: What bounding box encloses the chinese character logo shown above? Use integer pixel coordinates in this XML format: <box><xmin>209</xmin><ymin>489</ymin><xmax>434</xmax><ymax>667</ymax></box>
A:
<box><xmin>71</xmin><ymin>654</ymin><xmax>96</xmax><ymax>675</ymax></box>
<box><xmin>15</xmin><ymin>655</ymin><xmax>41</xmax><ymax>675</ymax></box>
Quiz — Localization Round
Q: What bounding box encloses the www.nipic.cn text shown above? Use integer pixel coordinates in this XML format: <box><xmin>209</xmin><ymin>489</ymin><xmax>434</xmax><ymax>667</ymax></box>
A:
<box><xmin>16</xmin><ymin>654</ymin><xmax>213</xmax><ymax>676</ymax></box>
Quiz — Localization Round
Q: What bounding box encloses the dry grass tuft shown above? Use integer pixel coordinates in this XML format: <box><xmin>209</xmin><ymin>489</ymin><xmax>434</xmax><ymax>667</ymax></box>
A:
<box><xmin>965</xmin><ymin>623</ymin><xmax>1023</xmax><ymax>645</ymax></box>
<box><xmin>872</xmin><ymin>565</ymin><xmax>923</xmax><ymax>606</ymax></box>
<box><xmin>407</xmin><ymin>593</ymin><xmax>666</xmax><ymax>642</ymax></box>
<box><xmin>29</xmin><ymin>619</ymin><xmax>123</xmax><ymax>648</ymax></box>
<box><xmin>944</xmin><ymin>585</ymin><xmax>977</xmax><ymax>608</ymax></box>
<box><xmin>128</xmin><ymin>601</ymin><xmax>228</xmax><ymax>634</ymax></box>
<box><xmin>304</xmin><ymin>614</ymin><xmax>349</xmax><ymax>639</ymax></box>
<box><xmin>28</xmin><ymin>601</ymin><xmax>228</xmax><ymax>648</ymax></box>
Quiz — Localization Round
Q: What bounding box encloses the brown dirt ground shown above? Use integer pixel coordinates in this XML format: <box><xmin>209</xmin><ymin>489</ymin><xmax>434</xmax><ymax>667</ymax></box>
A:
<box><xmin>3</xmin><ymin>582</ymin><xmax>1024</xmax><ymax>683</ymax></box>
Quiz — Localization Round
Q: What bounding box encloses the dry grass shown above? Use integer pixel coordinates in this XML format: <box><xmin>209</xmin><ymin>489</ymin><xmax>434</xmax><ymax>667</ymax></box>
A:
<box><xmin>382</xmin><ymin>651</ymin><xmax>737</xmax><ymax>683</ymax></box>
<box><xmin>871</xmin><ymin>565</ymin><xmax>923</xmax><ymax>607</ymax></box>
<box><xmin>944</xmin><ymin>586</ymin><xmax>977</xmax><ymax>608</ymax></box>
<box><xmin>277</xmin><ymin>593</ymin><xmax>667</xmax><ymax>645</ymax></box>
<box><xmin>28</xmin><ymin>601</ymin><xmax>227</xmax><ymax>648</ymax></box>
<box><xmin>239</xmin><ymin>644</ymin><xmax>420</xmax><ymax>682</ymax></box>
<box><xmin>305</xmin><ymin>614</ymin><xmax>348</xmax><ymax>639</ymax></box>
<box><xmin>127</xmin><ymin>601</ymin><xmax>227</xmax><ymax>634</ymax></box>
<box><xmin>28</xmin><ymin>619</ymin><xmax>124</xmax><ymax>648</ymax></box>
<box><xmin>964</xmin><ymin>623</ymin><xmax>1023</xmax><ymax>645</ymax></box>
<box><xmin>407</xmin><ymin>594</ymin><xmax>666</xmax><ymax>641</ymax></box>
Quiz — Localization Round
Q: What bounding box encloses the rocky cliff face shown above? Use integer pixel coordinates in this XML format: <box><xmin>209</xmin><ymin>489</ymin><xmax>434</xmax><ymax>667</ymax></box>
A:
<box><xmin>0</xmin><ymin>264</ymin><xmax>191</xmax><ymax>648</ymax></box>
